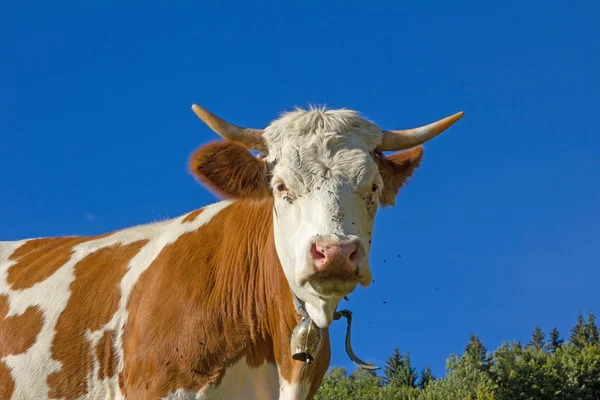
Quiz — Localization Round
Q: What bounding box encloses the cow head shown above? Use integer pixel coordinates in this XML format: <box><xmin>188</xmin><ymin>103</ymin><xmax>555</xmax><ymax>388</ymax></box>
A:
<box><xmin>189</xmin><ymin>105</ymin><xmax>463</xmax><ymax>328</ymax></box>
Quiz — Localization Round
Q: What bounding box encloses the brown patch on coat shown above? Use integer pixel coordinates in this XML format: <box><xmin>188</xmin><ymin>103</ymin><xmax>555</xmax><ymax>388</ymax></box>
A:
<box><xmin>374</xmin><ymin>146</ymin><xmax>424</xmax><ymax>206</ymax></box>
<box><xmin>95</xmin><ymin>330</ymin><xmax>117</xmax><ymax>380</ymax></box>
<box><xmin>306</xmin><ymin>329</ymin><xmax>331</xmax><ymax>398</ymax></box>
<box><xmin>47</xmin><ymin>240</ymin><xmax>148</xmax><ymax>400</ymax></box>
<box><xmin>181</xmin><ymin>208</ymin><xmax>203</xmax><ymax>224</ymax></box>
<box><xmin>6</xmin><ymin>237</ymin><xmax>91</xmax><ymax>290</ymax></box>
<box><xmin>0</xmin><ymin>294</ymin><xmax>44</xmax><ymax>398</ymax></box>
<box><xmin>189</xmin><ymin>141</ymin><xmax>271</xmax><ymax>199</ymax></box>
<box><xmin>0</xmin><ymin>294</ymin><xmax>44</xmax><ymax>358</ymax></box>
<box><xmin>0</xmin><ymin>361</ymin><xmax>15</xmax><ymax>400</ymax></box>
<box><xmin>120</xmin><ymin>198</ymin><xmax>331</xmax><ymax>399</ymax></box>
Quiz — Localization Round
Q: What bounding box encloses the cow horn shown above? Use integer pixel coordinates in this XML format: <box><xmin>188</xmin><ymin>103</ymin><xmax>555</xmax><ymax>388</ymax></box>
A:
<box><xmin>379</xmin><ymin>111</ymin><xmax>464</xmax><ymax>151</ymax></box>
<box><xmin>191</xmin><ymin>104</ymin><xmax>266</xmax><ymax>151</ymax></box>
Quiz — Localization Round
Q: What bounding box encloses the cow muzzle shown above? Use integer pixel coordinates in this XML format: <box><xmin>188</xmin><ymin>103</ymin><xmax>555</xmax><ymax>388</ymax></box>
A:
<box><xmin>310</xmin><ymin>239</ymin><xmax>364</xmax><ymax>280</ymax></box>
<box><xmin>298</xmin><ymin>237</ymin><xmax>367</xmax><ymax>294</ymax></box>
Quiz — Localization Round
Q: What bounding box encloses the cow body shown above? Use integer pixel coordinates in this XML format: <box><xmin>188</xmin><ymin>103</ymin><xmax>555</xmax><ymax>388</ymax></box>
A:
<box><xmin>1</xmin><ymin>105</ymin><xmax>462</xmax><ymax>399</ymax></box>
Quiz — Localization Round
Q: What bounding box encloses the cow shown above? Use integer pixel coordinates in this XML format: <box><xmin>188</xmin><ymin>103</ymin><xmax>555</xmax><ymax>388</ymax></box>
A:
<box><xmin>0</xmin><ymin>103</ymin><xmax>463</xmax><ymax>399</ymax></box>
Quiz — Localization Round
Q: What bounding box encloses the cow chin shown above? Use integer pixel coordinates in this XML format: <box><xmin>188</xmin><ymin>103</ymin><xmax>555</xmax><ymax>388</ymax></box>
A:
<box><xmin>310</xmin><ymin>277</ymin><xmax>358</xmax><ymax>295</ymax></box>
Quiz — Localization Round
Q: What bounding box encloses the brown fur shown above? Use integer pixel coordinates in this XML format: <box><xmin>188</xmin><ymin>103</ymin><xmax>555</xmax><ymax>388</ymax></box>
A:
<box><xmin>0</xmin><ymin>294</ymin><xmax>44</xmax><ymax>397</ymax></box>
<box><xmin>7</xmin><ymin>237</ymin><xmax>91</xmax><ymax>290</ymax></box>
<box><xmin>120</xmin><ymin>199</ymin><xmax>329</xmax><ymax>399</ymax></box>
<box><xmin>0</xmin><ymin>294</ymin><xmax>44</xmax><ymax>358</ymax></box>
<box><xmin>95</xmin><ymin>330</ymin><xmax>117</xmax><ymax>380</ymax></box>
<box><xmin>181</xmin><ymin>208</ymin><xmax>204</xmax><ymax>224</ymax></box>
<box><xmin>0</xmin><ymin>361</ymin><xmax>14</xmax><ymax>400</ymax></box>
<box><xmin>374</xmin><ymin>147</ymin><xmax>424</xmax><ymax>206</ymax></box>
<box><xmin>189</xmin><ymin>141</ymin><xmax>271</xmax><ymax>199</ymax></box>
<box><xmin>47</xmin><ymin>240</ymin><xmax>148</xmax><ymax>400</ymax></box>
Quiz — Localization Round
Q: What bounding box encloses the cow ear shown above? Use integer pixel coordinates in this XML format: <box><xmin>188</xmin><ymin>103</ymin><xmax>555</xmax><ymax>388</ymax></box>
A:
<box><xmin>189</xmin><ymin>141</ymin><xmax>270</xmax><ymax>199</ymax></box>
<box><xmin>375</xmin><ymin>146</ymin><xmax>424</xmax><ymax>206</ymax></box>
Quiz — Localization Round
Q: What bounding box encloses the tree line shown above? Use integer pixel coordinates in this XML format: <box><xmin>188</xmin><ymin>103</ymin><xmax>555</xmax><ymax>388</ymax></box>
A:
<box><xmin>315</xmin><ymin>311</ymin><xmax>600</xmax><ymax>399</ymax></box>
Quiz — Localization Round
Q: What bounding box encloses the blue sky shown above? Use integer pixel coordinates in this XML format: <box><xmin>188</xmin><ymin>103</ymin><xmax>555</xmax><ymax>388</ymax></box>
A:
<box><xmin>1</xmin><ymin>1</ymin><xmax>599</xmax><ymax>377</ymax></box>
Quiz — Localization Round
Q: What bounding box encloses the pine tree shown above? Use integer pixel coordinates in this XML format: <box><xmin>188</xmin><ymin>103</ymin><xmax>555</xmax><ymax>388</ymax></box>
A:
<box><xmin>570</xmin><ymin>312</ymin><xmax>588</xmax><ymax>350</ymax></box>
<box><xmin>464</xmin><ymin>334</ymin><xmax>488</xmax><ymax>366</ymax></box>
<box><xmin>383</xmin><ymin>347</ymin><xmax>417</xmax><ymax>388</ymax></box>
<box><xmin>418</xmin><ymin>365</ymin><xmax>435</xmax><ymax>390</ymax></box>
<box><xmin>383</xmin><ymin>346</ymin><xmax>404</xmax><ymax>385</ymax></box>
<box><xmin>527</xmin><ymin>324</ymin><xmax>546</xmax><ymax>351</ymax></box>
<box><xmin>397</xmin><ymin>351</ymin><xmax>417</xmax><ymax>388</ymax></box>
<box><xmin>547</xmin><ymin>326</ymin><xmax>564</xmax><ymax>353</ymax></box>
<box><xmin>585</xmin><ymin>311</ymin><xmax>599</xmax><ymax>346</ymax></box>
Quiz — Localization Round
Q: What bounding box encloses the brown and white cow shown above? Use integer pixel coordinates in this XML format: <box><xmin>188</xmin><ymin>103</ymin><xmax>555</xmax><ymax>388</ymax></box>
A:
<box><xmin>0</xmin><ymin>104</ymin><xmax>462</xmax><ymax>399</ymax></box>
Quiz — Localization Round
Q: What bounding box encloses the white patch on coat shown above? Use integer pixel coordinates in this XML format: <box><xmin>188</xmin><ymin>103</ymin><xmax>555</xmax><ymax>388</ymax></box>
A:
<box><xmin>0</xmin><ymin>240</ymin><xmax>28</xmax><ymax>267</ymax></box>
<box><xmin>194</xmin><ymin>357</ymin><xmax>280</xmax><ymax>400</ymax></box>
<box><xmin>278</xmin><ymin>378</ymin><xmax>311</xmax><ymax>400</ymax></box>
<box><xmin>0</xmin><ymin>200</ymin><xmax>234</xmax><ymax>400</ymax></box>
<box><xmin>156</xmin><ymin>358</ymin><xmax>280</xmax><ymax>400</ymax></box>
<box><xmin>263</xmin><ymin>108</ymin><xmax>383</xmax><ymax>328</ymax></box>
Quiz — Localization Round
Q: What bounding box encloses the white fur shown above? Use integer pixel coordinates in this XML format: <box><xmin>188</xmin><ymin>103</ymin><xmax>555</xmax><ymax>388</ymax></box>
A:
<box><xmin>263</xmin><ymin>108</ymin><xmax>383</xmax><ymax>328</ymax></box>
<box><xmin>278</xmin><ymin>377</ymin><xmax>311</xmax><ymax>400</ymax></box>
<box><xmin>194</xmin><ymin>357</ymin><xmax>280</xmax><ymax>400</ymax></box>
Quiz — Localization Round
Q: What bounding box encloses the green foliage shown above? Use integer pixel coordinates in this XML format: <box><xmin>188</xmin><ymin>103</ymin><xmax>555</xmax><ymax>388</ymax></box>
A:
<box><xmin>548</xmin><ymin>326</ymin><xmax>564</xmax><ymax>353</ymax></box>
<box><xmin>570</xmin><ymin>312</ymin><xmax>588</xmax><ymax>350</ymax></box>
<box><xmin>316</xmin><ymin>311</ymin><xmax>600</xmax><ymax>400</ymax></box>
<box><xmin>570</xmin><ymin>311</ymin><xmax>599</xmax><ymax>350</ymax></box>
<box><xmin>396</xmin><ymin>351</ymin><xmax>417</xmax><ymax>389</ymax></box>
<box><xmin>423</xmin><ymin>350</ymin><xmax>496</xmax><ymax>400</ymax></box>
<box><xmin>315</xmin><ymin>365</ymin><xmax>421</xmax><ymax>400</ymax></box>
<box><xmin>463</xmin><ymin>333</ymin><xmax>492</xmax><ymax>370</ymax></box>
<box><xmin>527</xmin><ymin>324</ymin><xmax>546</xmax><ymax>351</ymax></box>
<box><xmin>586</xmin><ymin>311</ymin><xmax>599</xmax><ymax>346</ymax></box>
<box><xmin>418</xmin><ymin>366</ymin><xmax>434</xmax><ymax>390</ymax></box>
<box><xmin>384</xmin><ymin>347</ymin><xmax>418</xmax><ymax>388</ymax></box>
<box><xmin>384</xmin><ymin>346</ymin><xmax>404</xmax><ymax>385</ymax></box>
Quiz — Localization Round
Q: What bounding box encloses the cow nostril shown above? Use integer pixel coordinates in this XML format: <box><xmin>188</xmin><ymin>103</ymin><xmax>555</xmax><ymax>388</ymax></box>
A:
<box><xmin>348</xmin><ymin>245</ymin><xmax>362</xmax><ymax>265</ymax></box>
<box><xmin>311</xmin><ymin>244</ymin><xmax>326</xmax><ymax>261</ymax></box>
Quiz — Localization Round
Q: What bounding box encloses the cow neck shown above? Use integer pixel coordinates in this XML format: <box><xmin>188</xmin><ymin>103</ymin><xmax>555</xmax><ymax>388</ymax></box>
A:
<box><xmin>220</xmin><ymin>198</ymin><xmax>300</xmax><ymax>358</ymax></box>
<box><xmin>241</xmin><ymin>198</ymin><xmax>333</xmax><ymax>389</ymax></box>
<box><xmin>222</xmin><ymin>198</ymin><xmax>334</xmax><ymax>384</ymax></box>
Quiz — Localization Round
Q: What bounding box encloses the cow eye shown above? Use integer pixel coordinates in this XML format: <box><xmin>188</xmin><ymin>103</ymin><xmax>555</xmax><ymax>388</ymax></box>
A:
<box><xmin>276</xmin><ymin>183</ymin><xmax>287</xmax><ymax>192</ymax></box>
<box><xmin>371</xmin><ymin>184</ymin><xmax>379</xmax><ymax>192</ymax></box>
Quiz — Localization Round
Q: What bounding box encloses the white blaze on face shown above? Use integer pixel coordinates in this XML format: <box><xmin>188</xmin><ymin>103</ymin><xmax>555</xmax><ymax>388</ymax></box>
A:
<box><xmin>263</xmin><ymin>108</ymin><xmax>384</xmax><ymax>328</ymax></box>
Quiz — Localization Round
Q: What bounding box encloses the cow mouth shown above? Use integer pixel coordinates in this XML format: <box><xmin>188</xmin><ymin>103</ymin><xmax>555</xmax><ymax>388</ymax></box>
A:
<box><xmin>310</xmin><ymin>279</ymin><xmax>358</xmax><ymax>296</ymax></box>
<box><xmin>303</xmin><ymin>273</ymin><xmax>360</xmax><ymax>297</ymax></box>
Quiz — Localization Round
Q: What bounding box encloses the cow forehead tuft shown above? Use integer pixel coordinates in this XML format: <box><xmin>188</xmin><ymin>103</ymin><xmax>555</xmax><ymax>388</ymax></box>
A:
<box><xmin>263</xmin><ymin>108</ymin><xmax>382</xmax><ymax>154</ymax></box>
